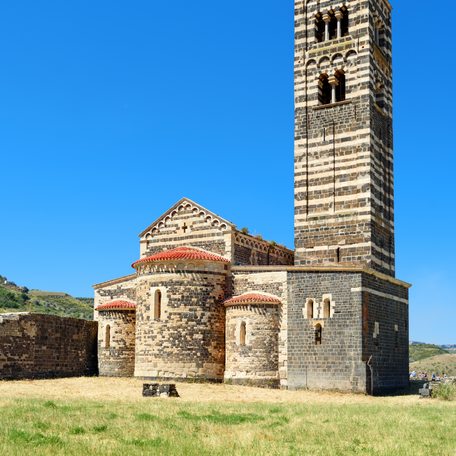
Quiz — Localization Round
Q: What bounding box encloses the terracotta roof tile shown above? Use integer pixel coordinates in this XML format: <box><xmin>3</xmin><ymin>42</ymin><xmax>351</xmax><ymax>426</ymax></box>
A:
<box><xmin>224</xmin><ymin>293</ymin><xmax>281</xmax><ymax>307</ymax></box>
<box><xmin>96</xmin><ymin>300</ymin><xmax>136</xmax><ymax>311</ymax></box>
<box><xmin>132</xmin><ymin>246</ymin><xmax>230</xmax><ymax>268</ymax></box>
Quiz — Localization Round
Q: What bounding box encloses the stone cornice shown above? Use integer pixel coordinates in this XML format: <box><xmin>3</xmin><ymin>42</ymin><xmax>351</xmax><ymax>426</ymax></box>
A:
<box><xmin>232</xmin><ymin>265</ymin><xmax>411</xmax><ymax>289</ymax></box>
<box><xmin>93</xmin><ymin>274</ymin><xmax>137</xmax><ymax>290</ymax></box>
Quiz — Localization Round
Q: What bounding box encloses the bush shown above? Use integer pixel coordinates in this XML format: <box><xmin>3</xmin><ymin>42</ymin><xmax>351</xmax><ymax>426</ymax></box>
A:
<box><xmin>433</xmin><ymin>383</ymin><xmax>456</xmax><ymax>401</ymax></box>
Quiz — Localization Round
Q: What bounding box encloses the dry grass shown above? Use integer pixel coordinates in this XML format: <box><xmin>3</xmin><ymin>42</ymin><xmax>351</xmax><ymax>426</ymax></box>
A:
<box><xmin>0</xmin><ymin>376</ymin><xmax>446</xmax><ymax>405</ymax></box>
<box><xmin>0</xmin><ymin>377</ymin><xmax>455</xmax><ymax>456</ymax></box>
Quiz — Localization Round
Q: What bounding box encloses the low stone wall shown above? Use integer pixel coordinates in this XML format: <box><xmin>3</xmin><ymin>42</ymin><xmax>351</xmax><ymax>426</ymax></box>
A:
<box><xmin>0</xmin><ymin>313</ymin><xmax>98</xmax><ymax>380</ymax></box>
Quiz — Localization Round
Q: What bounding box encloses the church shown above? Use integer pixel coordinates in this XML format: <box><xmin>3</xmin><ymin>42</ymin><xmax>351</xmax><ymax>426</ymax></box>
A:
<box><xmin>94</xmin><ymin>0</ymin><xmax>410</xmax><ymax>394</ymax></box>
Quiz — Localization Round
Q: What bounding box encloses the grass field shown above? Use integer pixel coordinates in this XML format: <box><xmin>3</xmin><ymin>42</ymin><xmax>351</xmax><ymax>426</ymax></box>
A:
<box><xmin>0</xmin><ymin>378</ymin><xmax>455</xmax><ymax>455</ymax></box>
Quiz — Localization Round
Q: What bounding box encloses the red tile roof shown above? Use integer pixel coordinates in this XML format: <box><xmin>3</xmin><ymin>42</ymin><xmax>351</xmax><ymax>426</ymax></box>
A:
<box><xmin>224</xmin><ymin>293</ymin><xmax>281</xmax><ymax>307</ymax></box>
<box><xmin>132</xmin><ymin>246</ymin><xmax>230</xmax><ymax>268</ymax></box>
<box><xmin>96</xmin><ymin>300</ymin><xmax>136</xmax><ymax>311</ymax></box>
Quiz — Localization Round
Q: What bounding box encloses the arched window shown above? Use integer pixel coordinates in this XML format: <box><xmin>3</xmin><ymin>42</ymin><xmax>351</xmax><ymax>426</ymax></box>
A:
<box><xmin>318</xmin><ymin>74</ymin><xmax>331</xmax><ymax>105</ymax></box>
<box><xmin>240</xmin><ymin>321</ymin><xmax>246</xmax><ymax>346</ymax></box>
<box><xmin>335</xmin><ymin>71</ymin><xmax>346</xmax><ymax>102</ymax></box>
<box><xmin>315</xmin><ymin>324</ymin><xmax>322</xmax><ymax>345</ymax></box>
<box><xmin>323</xmin><ymin>299</ymin><xmax>331</xmax><ymax>319</ymax></box>
<box><xmin>307</xmin><ymin>300</ymin><xmax>314</xmax><ymax>319</ymax></box>
<box><xmin>315</xmin><ymin>13</ymin><xmax>325</xmax><ymax>43</ymax></box>
<box><xmin>340</xmin><ymin>7</ymin><xmax>349</xmax><ymax>37</ymax></box>
<box><xmin>154</xmin><ymin>290</ymin><xmax>162</xmax><ymax>320</ymax></box>
<box><xmin>328</xmin><ymin>13</ymin><xmax>338</xmax><ymax>40</ymax></box>
<box><xmin>105</xmin><ymin>325</ymin><xmax>111</xmax><ymax>349</ymax></box>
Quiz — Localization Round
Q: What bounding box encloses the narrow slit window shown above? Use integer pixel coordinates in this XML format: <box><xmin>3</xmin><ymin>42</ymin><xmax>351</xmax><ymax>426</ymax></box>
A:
<box><xmin>154</xmin><ymin>290</ymin><xmax>162</xmax><ymax>320</ymax></box>
<box><xmin>315</xmin><ymin>324</ymin><xmax>322</xmax><ymax>345</ymax></box>
<box><xmin>105</xmin><ymin>325</ymin><xmax>111</xmax><ymax>349</ymax></box>
<box><xmin>323</xmin><ymin>299</ymin><xmax>331</xmax><ymax>319</ymax></box>
<box><xmin>240</xmin><ymin>322</ymin><xmax>246</xmax><ymax>346</ymax></box>
<box><xmin>307</xmin><ymin>300</ymin><xmax>314</xmax><ymax>319</ymax></box>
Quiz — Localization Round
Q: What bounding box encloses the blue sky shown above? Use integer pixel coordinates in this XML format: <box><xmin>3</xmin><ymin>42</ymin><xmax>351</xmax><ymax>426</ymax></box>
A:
<box><xmin>0</xmin><ymin>1</ymin><xmax>454</xmax><ymax>344</ymax></box>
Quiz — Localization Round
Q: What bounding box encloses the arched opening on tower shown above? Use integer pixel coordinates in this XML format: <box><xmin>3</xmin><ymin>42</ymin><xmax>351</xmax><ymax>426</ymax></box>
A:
<box><xmin>318</xmin><ymin>74</ymin><xmax>332</xmax><ymax>105</ymax></box>
<box><xmin>315</xmin><ymin>13</ymin><xmax>325</xmax><ymax>43</ymax></box>
<box><xmin>340</xmin><ymin>7</ymin><xmax>349</xmax><ymax>37</ymax></box>
<box><xmin>335</xmin><ymin>71</ymin><xmax>346</xmax><ymax>102</ymax></box>
<box><xmin>328</xmin><ymin>12</ymin><xmax>338</xmax><ymax>40</ymax></box>
<box><xmin>154</xmin><ymin>290</ymin><xmax>162</xmax><ymax>320</ymax></box>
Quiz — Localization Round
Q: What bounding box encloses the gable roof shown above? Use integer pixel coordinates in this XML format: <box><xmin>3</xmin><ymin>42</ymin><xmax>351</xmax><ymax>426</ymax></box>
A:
<box><xmin>138</xmin><ymin>197</ymin><xmax>235</xmax><ymax>238</ymax></box>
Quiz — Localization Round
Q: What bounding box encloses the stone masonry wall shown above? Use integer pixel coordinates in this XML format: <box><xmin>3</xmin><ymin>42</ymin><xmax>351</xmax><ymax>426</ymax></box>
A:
<box><xmin>134</xmin><ymin>261</ymin><xmax>228</xmax><ymax>381</ymax></box>
<box><xmin>225</xmin><ymin>304</ymin><xmax>280</xmax><ymax>387</ymax></box>
<box><xmin>287</xmin><ymin>271</ymin><xmax>366</xmax><ymax>392</ymax></box>
<box><xmin>98</xmin><ymin>310</ymin><xmax>136</xmax><ymax>377</ymax></box>
<box><xmin>361</xmin><ymin>273</ymin><xmax>409</xmax><ymax>393</ymax></box>
<box><xmin>94</xmin><ymin>275</ymin><xmax>137</xmax><ymax>318</ymax></box>
<box><xmin>233</xmin><ymin>232</ymin><xmax>294</xmax><ymax>266</ymax></box>
<box><xmin>294</xmin><ymin>0</ymin><xmax>396</xmax><ymax>276</ymax></box>
<box><xmin>232</xmin><ymin>270</ymin><xmax>288</xmax><ymax>387</ymax></box>
<box><xmin>0</xmin><ymin>313</ymin><xmax>97</xmax><ymax>380</ymax></box>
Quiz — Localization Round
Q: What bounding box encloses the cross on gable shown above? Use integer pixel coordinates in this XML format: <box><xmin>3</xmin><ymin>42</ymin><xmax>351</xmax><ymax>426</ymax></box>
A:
<box><xmin>180</xmin><ymin>222</ymin><xmax>192</xmax><ymax>235</ymax></box>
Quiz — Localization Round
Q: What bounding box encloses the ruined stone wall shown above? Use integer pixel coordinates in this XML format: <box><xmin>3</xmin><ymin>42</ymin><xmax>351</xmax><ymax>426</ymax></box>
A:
<box><xmin>294</xmin><ymin>0</ymin><xmax>396</xmax><ymax>276</ymax></box>
<box><xmin>98</xmin><ymin>310</ymin><xmax>136</xmax><ymax>377</ymax></box>
<box><xmin>287</xmin><ymin>271</ymin><xmax>366</xmax><ymax>392</ymax></box>
<box><xmin>0</xmin><ymin>313</ymin><xmax>97</xmax><ymax>380</ymax></box>
<box><xmin>225</xmin><ymin>304</ymin><xmax>280</xmax><ymax>387</ymax></box>
<box><xmin>232</xmin><ymin>270</ymin><xmax>288</xmax><ymax>387</ymax></box>
<box><xmin>134</xmin><ymin>261</ymin><xmax>228</xmax><ymax>381</ymax></box>
<box><xmin>361</xmin><ymin>273</ymin><xmax>409</xmax><ymax>393</ymax></box>
<box><xmin>233</xmin><ymin>232</ymin><xmax>294</xmax><ymax>266</ymax></box>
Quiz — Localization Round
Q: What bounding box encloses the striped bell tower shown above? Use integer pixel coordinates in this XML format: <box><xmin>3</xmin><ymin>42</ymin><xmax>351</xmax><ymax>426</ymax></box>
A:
<box><xmin>294</xmin><ymin>0</ymin><xmax>395</xmax><ymax>276</ymax></box>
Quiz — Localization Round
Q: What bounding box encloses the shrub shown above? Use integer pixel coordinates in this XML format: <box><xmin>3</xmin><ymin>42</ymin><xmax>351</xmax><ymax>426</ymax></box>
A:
<box><xmin>433</xmin><ymin>383</ymin><xmax>456</xmax><ymax>401</ymax></box>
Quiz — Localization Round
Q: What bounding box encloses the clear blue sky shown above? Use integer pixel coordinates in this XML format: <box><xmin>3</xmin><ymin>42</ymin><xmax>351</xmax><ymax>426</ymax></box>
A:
<box><xmin>0</xmin><ymin>1</ymin><xmax>454</xmax><ymax>344</ymax></box>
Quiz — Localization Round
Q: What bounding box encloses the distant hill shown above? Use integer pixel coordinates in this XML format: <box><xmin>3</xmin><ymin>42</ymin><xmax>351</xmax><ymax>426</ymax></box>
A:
<box><xmin>0</xmin><ymin>275</ymin><xmax>93</xmax><ymax>320</ymax></box>
<box><xmin>409</xmin><ymin>343</ymin><xmax>449</xmax><ymax>363</ymax></box>
<box><xmin>410</xmin><ymin>354</ymin><xmax>456</xmax><ymax>377</ymax></box>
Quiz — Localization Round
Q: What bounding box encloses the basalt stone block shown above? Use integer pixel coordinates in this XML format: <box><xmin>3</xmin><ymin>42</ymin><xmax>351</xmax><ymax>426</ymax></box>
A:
<box><xmin>142</xmin><ymin>383</ymin><xmax>180</xmax><ymax>398</ymax></box>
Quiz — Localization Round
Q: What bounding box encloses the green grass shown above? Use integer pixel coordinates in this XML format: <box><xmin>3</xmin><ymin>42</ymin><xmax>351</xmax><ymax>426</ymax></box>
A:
<box><xmin>0</xmin><ymin>398</ymin><xmax>455</xmax><ymax>455</ymax></box>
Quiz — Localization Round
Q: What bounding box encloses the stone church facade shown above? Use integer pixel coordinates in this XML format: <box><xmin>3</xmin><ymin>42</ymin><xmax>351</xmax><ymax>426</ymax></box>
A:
<box><xmin>94</xmin><ymin>0</ymin><xmax>410</xmax><ymax>394</ymax></box>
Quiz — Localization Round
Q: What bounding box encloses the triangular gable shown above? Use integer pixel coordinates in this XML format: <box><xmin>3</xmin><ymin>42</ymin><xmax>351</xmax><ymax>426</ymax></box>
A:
<box><xmin>139</xmin><ymin>197</ymin><xmax>235</xmax><ymax>238</ymax></box>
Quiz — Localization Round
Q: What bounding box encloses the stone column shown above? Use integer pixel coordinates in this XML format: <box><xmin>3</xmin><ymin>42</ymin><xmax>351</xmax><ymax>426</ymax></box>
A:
<box><xmin>329</xmin><ymin>76</ymin><xmax>339</xmax><ymax>104</ymax></box>
<box><xmin>323</xmin><ymin>14</ymin><xmax>331</xmax><ymax>42</ymax></box>
<box><xmin>335</xmin><ymin>10</ymin><xmax>344</xmax><ymax>38</ymax></box>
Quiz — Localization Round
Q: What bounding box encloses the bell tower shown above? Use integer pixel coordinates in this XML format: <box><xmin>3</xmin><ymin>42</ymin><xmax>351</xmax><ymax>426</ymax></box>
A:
<box><xmin>294</xmin><ymin>0</ymin><xmax>395</xmax><ymax>276</ymax></box>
